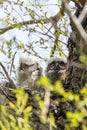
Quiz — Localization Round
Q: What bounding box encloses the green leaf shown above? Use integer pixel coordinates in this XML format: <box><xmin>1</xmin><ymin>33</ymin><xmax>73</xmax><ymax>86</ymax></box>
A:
<box><xmin>37</xmin><ymin>76</ymin><xmax>53</xmax><ymax>90</ymax></box>
<box><xmin>49</xmin><ymin>113</ymin><xmax>56</xmax><ymax>128</ymax></box>
<box><xmin>66</xmin><ymin>111</ymin><xmax>84</xmax><ymax>122</ymax></box>
<box><xmin>80</xmin><ymin>87</ymin><xmax>87</xmax><ymax>96</ymax></box>
<box><xmin>80</xmin><ymin>53</ymin><xmax>87</xmax><ymax>65</ymax></box>
<box><xmin>57</xmin><ymin>0</ymin><xmax>61</xmax><ymax>5</ymax></box>
<box><xmin>54</xmin><ymin>81</ymin><xmax>65</xmax><ymax>95</ymax></box>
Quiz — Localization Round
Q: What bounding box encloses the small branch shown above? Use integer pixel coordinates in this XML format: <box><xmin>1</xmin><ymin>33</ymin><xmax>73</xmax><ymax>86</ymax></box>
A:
<box><xmin>70</xmin><ymin>61</ymin><xmax>87</xmax><ymax>69</ymax></box>
<box><xmin>10</xmin><ymin>51</ymin><xmax>17</xmax><ymax>75</ymax></box>
<box><xmin>0</xmin><ymin>82</ymin><xmax>14</xmax><ymax>103</ymax></box>
<box><xmin>78</xmin><ymin>2</ymin><xmax>87</xmax><ymax>23</ymax></box>
<box><xmin>0</xmin><ymin>61</ymin><xmax>16</xmax><ymax>88</ymax></box>
<box><xmin>34</xmin><ymin>12</ymin><xmax>54</xmax><ymax>36</ymax></box>
<box><xmin>36</xmin><ymin>30</ymin><xmax>54</xmax><ymax>39</ymax></box>
<box><xmin>71</xmin><ymin>0</ymin><xmax>82</xmax><ymax>8</ymax></box>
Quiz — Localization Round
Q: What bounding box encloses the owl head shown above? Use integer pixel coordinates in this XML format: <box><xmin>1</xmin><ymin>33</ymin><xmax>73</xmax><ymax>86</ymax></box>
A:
<box><xmin>45</xmin><ymin>57</ymin><xmax>67</xmax><ymax>84</ymax></box>
<box><xmin>17</xmin><ymin>55</ymin><xmax>42</xmax><ymax>88</ymax></box>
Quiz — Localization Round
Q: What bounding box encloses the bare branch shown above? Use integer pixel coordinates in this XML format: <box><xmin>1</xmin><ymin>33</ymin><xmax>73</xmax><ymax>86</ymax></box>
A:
<box><xmin>78</xmin><ymin>2</ymin><xmax>87</xmax><ymax>23</ymax></box>
<box><xmin>0</xmin><ymin>82</ymin><xmax>14</xmax><ymax>103</ymax></box>
<box><xmin>10</xmin><ymin>51</ymin><xmax>17</xmax><ymax>76</ymax></box>
<box><xmin>0</xmin><ymin>61</ymin><xmax>16</xmax><ymax>88</ymax></box>
<box><xmin>41</xmin><ymin>88</ymin><xmax>50</xmax><ymax>123</ymax></box>
<box><xmin>70</xmin><ymin>61</ymin><xmax>87</xmax><ymax>69</ymax></box>
<box><xmin>62</xmin><ymin>0</ymin><xmax>87</xmax><ymax>45</ymax></box>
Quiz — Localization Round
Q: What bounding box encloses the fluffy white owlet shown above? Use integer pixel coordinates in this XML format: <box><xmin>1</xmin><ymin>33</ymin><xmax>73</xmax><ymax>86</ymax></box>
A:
<box><xmin>17</xmin><ymin>55</ymin><xmax>42</xmax><ymax>90</ymax></box>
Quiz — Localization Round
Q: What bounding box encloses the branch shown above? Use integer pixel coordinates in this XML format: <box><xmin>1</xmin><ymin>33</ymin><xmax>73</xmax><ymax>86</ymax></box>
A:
<box><xmin>10</xmin><ymin>51</ymin><xmax>17</xmax><ymax>75</ymax></box>
<box><xmin>70</xmin><ymin>61</ymin><xmax>87</xmax><ymax>69</ymax></box>
<box><xmin>0</xmin><ymin>12</ymin><xmax>60</xmax><ymax>35</ymax></box>
<box><xmin>71</xmin><ymin>0</ymin><xmax>82</xmax><ymax>8</ymax></box>
<box><xmin>41</xmin><ymin>88</ymin><xmax>50</xmax><ymax>123</ymax></box>
<box><xmin>62</xmin><ymin>0</ymin><xmax>87</xmax><ymax>45</ymax></box>
<box><xmin>0</xmin><ymin>61</ymin><xmax>16</xmax><ymax>88</ymax></box>
<box><xmin>78</xmin><ymin>2</ymin><xmax>87</xmax><ymax>23</ymax></box>
<box><xmin>0</xmin><ymin>82</ymin><xmax>14</xmax><ymax>103</ymax></box>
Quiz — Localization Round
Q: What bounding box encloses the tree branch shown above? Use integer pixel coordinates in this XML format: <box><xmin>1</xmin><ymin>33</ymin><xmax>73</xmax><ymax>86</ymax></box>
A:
<box><xmin>0</xmin><ymin>12</ymin><xmax>61</xmax><ymax>35</ymax></box>
<box><xmin>78</xmin><ymin>2</ymin><xmax>87</xmax><ymax>23</ymax></box>
<box><xmin>0</xmin><ymin>61</ymin><xmax>16</xmax><ymax>88</ymax></box>
<box><xmin>62</xmin><ymin>0</ymin><xmax>87</xmax><ymax>45</ymax></box>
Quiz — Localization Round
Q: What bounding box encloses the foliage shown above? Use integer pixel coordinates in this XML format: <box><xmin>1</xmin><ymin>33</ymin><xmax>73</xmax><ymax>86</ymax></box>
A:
<box><xmin>0</xmin><ymin>77</ymin><xmax>87</xmax><ymax>130</ymax></box>
<box><xmin>80</xmin><ymin>53</ymin><xmax>87</xmax><ymax>65</ymax></box>
<box><xmin>0</xmin><ymin>88</ymin><xmax>32</xmax><ymax>130</ymax></box>
<box><xmin>38</xmin><ymin>76</ymin><xmax>87</xmax><ymax>130</ymax></box>
<box><xmin>0</xmin><ymin>86</ymin><xmax>56</xmax><ymax>129</ymax></box>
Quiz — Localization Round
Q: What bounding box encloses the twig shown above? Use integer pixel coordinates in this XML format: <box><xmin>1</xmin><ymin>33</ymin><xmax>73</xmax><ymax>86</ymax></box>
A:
<box><xmin>78</xmin><ymin>2</ymin><xmax>87</xmax><ymax>23</ymax></box>
<box><xmin>0</xmin><ymin>61</ymin><xmax>16</xmax><ymax>88</ymax></box>
<box><xmin>10</xmin><ymin>51</ymin><xmax>17</xmax><ymax>75</ymax></box>
<box><xmin>0</xmin><ymin>82</ymin><xmax>14</xmax><ymax>103</ymax></box>
<box><xmin>69</xmin><ymin>61</ymin><xmax>87</xmax><ymax>69</ymax></box>
<box><xmin>71</xmin><ymin>0</ymin><xmax>82</xmax><ymax>8</ymax></box>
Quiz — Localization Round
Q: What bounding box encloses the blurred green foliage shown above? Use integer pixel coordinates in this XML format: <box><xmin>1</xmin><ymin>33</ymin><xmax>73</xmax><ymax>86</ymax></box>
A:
<box><xmin>80</xmin><ymin>53</ymin><xmax>87</xmax><ymax>65</ymax></box>
<box><xmin>0</xmin><ymin>77</ymin><xmax>87</xmax><ymax>129</ymax></box>
<box><xmin>0</xmin><ymin>88</ymin><xmax>32</xmax><ymax>130</ymax></box>
<box><xmin>38</xmin><ymin>76</ymin><xmax>87</xmax><ymax>130</ymax></box>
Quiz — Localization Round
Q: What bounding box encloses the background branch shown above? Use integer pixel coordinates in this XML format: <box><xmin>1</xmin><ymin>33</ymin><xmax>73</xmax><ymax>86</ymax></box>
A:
<box><xmin>0</xmin><ymin>12</ymin><xmax>60</xmax><ymax>35</ymax></box>
<box><xmin>0</xmin><ymin>61</ymin><xmax>16</xmax><ymax>88</ymax></box>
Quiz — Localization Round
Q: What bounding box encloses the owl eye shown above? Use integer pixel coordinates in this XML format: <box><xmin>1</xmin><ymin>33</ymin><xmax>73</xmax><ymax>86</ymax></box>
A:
<box><xmin>20</xmin><ymin>63</ymin><xmax>29</xmax><ymax>70</ymax></box>
<box><xmin>48</xmin><ymin>64</ymin><xmax>54</xmax><ymax>70</ymax></box>
<box><xmin>59</xmin><ymin>61</ymin><xmax>66</xmax><ymax>69</ymax></box>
